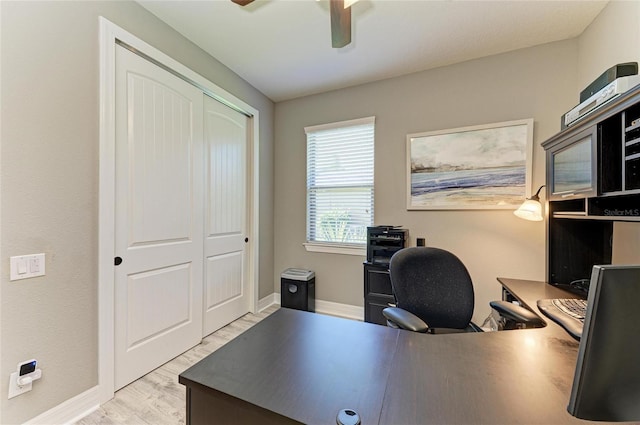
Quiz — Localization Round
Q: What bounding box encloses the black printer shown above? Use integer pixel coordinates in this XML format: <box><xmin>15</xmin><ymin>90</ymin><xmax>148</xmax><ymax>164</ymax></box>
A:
<box><xmin>366</xmin><ymin>226</ymin><xmax>408</xmax><ymax>266</ymax></box>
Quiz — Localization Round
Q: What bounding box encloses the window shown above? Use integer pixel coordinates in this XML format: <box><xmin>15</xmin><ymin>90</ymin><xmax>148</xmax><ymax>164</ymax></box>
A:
<box><xmin>305</xmin><ymin>117</ymin><xmax>374</xmax><ymax>254</ymax></box>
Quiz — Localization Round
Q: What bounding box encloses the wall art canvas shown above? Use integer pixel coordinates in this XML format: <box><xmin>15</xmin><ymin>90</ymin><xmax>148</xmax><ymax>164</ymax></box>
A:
<box><xmin>407</xmin><ymin>119</ymin><xmax>533</xmax><ymax>210</ymax></box>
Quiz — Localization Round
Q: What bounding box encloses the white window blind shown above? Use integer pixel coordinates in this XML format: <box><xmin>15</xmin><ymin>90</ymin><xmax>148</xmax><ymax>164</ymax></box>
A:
<box><xmin>305</xmin><ymin>117</ymin><xmax>374</xmax><ymax>247</ymax></box>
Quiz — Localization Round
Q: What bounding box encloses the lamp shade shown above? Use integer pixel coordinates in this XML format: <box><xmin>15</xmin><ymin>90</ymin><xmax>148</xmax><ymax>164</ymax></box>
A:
<box><xmin>514</xmin><ymin>185</ymin><xmax>545</xmax><ymax>221</ymax></box>
<box><xmin>513</xmin><ymin>198</ymin><xmax>543</xmax><ymax>221</ymax></box>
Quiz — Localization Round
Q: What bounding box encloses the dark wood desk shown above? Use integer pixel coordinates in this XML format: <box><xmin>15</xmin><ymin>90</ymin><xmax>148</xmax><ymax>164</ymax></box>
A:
<box><xmin>179</xmin><ymin>309</ymin><xmax>398</xmax><ymax>424</ymax></box>
<box><xmin>180</xmin><ymin>278</ymin><xmax>611</xmax><ymax>424</ymax></box>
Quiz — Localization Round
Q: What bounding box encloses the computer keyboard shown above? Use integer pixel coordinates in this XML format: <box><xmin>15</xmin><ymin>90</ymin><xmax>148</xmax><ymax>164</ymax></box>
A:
<box><xmin>537</xmin><ymin>298</ymin><xmax>588</xmax><ymax>340</ymax></box>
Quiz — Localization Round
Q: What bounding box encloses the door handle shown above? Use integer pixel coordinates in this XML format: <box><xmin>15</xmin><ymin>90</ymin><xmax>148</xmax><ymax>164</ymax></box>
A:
<box><xmin>244</xmin><ymin>237</ymin><xmax>249</xmax><ymax>243</ymax></box>
<box><xmin>114</xmin><ymin>257</ymin><xmax>123</xmax><ymax>266</ymax></box>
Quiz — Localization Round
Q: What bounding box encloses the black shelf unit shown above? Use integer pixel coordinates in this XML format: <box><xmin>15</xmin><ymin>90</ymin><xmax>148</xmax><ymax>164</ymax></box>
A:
<box><xmin>542</xmin><ymin>84</ymin><xmax>640</xmax><ymax>287</ymax></box>
<box><xmin>364</xmin><ymin>262</ymin><xmax>395</xmax><ymax>325</ymax></box>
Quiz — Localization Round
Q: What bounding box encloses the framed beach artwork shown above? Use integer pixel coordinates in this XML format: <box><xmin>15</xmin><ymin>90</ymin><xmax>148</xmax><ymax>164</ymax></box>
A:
<box><xmin>407</xmin><ymin>119</ymin><xmax>534</xmax><ymax>210</ymax></box>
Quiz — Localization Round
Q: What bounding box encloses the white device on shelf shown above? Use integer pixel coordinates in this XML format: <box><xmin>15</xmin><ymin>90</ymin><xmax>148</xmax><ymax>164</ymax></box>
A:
<box><xmin>563</xmin><ymin>75</ymin><xmax>640</xmax><ymax>128</ymax></box>
<box><xmin>8</xmin><ymin>359</ymin><xmax>42</xmax><ymax>399</ymax></box>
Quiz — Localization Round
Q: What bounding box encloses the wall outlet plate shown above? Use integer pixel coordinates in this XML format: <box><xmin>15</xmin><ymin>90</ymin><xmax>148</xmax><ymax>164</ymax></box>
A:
<box><xmin>8</xmin><ymin>372</ymin><xmax>32</xmax><ymax>399</ymax></box>
<box><xmin>9</xmin><ymin>253</ymin><xmax>45</xmax><ymax>281</ymax></box>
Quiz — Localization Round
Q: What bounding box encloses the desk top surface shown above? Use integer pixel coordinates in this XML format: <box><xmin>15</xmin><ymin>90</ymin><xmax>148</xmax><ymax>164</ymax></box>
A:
<box><xmin>180</xmin><ymin>278</ymin><xmax>610</xmax><ymax>424</ymax></box>
<box><xmin>180</xmin><ymin>308</ymin><xmax>398</xmax><ymax>424</ymax></box>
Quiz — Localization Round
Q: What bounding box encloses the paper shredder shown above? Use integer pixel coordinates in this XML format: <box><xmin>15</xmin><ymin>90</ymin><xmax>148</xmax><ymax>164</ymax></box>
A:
<box><xmin>281</xmin><ymin>268</ymin><xmax>315</xmax><ymax>312</ymax></box>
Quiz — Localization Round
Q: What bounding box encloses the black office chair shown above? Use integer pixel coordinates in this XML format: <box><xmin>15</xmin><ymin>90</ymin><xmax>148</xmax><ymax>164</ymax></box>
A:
<box><xmin>382</xmin><ymin>247</ymin><xmax>543</xmax><ymax>334</ymax></box>
<box><xmin>382</xmin><ymin>247</ymin><xmax>481</xmax><ymax>334</ymax></box>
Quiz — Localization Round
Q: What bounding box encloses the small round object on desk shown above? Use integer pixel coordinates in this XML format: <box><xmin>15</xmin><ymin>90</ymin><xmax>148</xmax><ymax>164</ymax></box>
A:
<box><xmin>337</xmin><ymin>409</ymin><xmax>361</xmax><ymax>425</ymax></box>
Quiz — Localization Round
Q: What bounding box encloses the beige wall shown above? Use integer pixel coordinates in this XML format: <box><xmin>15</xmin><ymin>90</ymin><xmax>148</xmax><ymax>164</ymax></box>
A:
<box><xmin>2</xmin><ymin>0</ymin><xmax>640</xmax><ymax>423</ymax></box>
<box><xmin>0</xmin><ymin>1</ymin><xmax>274</xmax><ymax>423</ymax></box>
<box><xmin>274</xmin><ymin>40</ymin><xmax>578</xmax><ymax>323</ymax></box>
<box><xmin>578</xmin><ymin>0</ymin><xmax>640</xmax><ymax>89</ymax></box>
<box><xmin>274</xmin><ymin>2</ymin><xmax>640</xmax><ymax>321</ymax></box>
<box><xmin>274</xmin><ymin>0</ymin><xmax>640</xmax><ymax>325</ymax></box>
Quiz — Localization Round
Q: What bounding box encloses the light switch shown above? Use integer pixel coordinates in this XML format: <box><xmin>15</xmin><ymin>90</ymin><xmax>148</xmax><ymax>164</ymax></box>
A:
<box><xmin>29</xmin><ymin>257</ymin><xmax>40</xmax><ymax>273</ymax></box>
<box><xmin>10</xmin><ymin>254</ymin><xmax>45</xmax><ymax>281</ymax></box>
<box><xmin>17</xmin><ymin>259</ymin><xmax>28</xmax><ymax>275</ymax></box>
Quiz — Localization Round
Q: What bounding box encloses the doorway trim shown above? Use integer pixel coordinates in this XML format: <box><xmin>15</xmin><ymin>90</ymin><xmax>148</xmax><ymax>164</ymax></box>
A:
<box><xmin>98</xmin><ymin>17</ymin><xmax>260</xmax><ymax>403</ymax></box>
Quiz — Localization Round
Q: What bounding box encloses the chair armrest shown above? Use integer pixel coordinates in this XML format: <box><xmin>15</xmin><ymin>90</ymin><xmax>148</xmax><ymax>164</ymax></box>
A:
<box><xmin>382</xmin><ymin>307</ymin><xmax>429</xmax><ymax>333</ymax></box>
<box><xmin>490</xmin><ymin>300</ymin><xmax>544</xmax><ymax>326</ymax></box>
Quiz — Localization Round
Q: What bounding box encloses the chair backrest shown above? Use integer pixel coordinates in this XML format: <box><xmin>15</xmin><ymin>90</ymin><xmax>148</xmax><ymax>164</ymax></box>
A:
<box><xmin>389</xmin><ymin>247</ymin><xmax>474</xmax><ymax>329</ymax></box>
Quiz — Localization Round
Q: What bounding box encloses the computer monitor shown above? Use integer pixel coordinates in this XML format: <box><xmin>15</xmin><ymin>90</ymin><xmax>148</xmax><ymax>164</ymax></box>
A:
<box><xmin>568</xmin><ymin>264</ymin><xmax>640</xmax><ymax>421</ymax></box>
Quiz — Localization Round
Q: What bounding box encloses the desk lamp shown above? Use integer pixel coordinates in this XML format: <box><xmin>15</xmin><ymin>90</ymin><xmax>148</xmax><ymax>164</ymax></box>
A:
<box><xmin>514</xmin><ymin>185</ymin><xmax>545</xmax><ymax>221</ymax></box>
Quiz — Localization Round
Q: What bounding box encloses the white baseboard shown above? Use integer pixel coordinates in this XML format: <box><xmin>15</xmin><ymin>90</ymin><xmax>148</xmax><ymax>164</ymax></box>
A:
<box><xmin>24</xmin><ymin>385</ymin><xmax>100</xmax><ymax>425</ymax></box>
<box><xmin>258</xmin><ymin>293</ymin><xmax>278</xmax><ymax>312</ymax></box>
<box><xmin>271</xmin><ymin>293</ymin><xmax>364</xmax><ymax>321</ymax></box>
<box><xmin>315</xmin><ymin>299</ymin><xmax>364</xmax><ymax>321</ymax></box>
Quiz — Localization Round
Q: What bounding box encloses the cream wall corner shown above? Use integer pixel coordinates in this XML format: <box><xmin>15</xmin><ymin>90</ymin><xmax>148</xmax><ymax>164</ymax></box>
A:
<box><xmin>577</xmin><ymin>0</ymin><xmax>640</xmax><ymax>89</ymax></box>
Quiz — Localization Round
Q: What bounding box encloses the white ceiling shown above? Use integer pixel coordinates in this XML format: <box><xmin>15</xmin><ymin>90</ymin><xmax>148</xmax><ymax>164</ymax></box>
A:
<box><xmin>138</xmin><ymin>0</ymin><xmax>608</xmax><ymax>102</ymax></box>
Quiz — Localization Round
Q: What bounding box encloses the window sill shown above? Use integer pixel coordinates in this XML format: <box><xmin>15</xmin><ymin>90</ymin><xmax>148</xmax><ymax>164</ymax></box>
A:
<box><xmin>303</xmin><ymin>243</ymin><xmax>366</xmax><ymax>256</ymax></box>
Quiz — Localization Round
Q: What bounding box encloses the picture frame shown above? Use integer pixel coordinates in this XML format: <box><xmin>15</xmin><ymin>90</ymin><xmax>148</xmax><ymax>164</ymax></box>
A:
<box><xmin>407</xmin><ymin>119</ymin><xmax>534</xmax><ymax>210</ymax></box>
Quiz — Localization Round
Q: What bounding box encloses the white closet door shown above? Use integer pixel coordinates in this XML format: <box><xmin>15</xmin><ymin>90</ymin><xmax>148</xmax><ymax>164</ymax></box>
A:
<box><xmin>203</xmin><ymin>94</ymin><xmax>250</xmax><ymax>336</ymax></box>
<box><xmin>114</xmin><ymin>45</ymin><xmax>204</xmax><ymax>390</ymax></box>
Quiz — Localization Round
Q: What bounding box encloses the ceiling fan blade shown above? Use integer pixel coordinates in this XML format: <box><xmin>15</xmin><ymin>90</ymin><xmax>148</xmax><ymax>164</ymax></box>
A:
<box><xmin>330</xmin><ymin>0</ymin><xmax>352</xmax><ymax>48</ymax></box>
<box><xmin>231</xmin><ymin>0</ymin><xmax>254</xmax><ymax>6</ymax></box>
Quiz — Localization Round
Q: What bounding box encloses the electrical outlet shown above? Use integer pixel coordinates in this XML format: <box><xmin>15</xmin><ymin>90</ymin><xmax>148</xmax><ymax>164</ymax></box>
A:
<box><xmin>8</xmin><ymin>372</ymin><xmax>31</xmax><ymax>399</ymax></box>
<box><xmin>10</xmin><ymin>254</ymin><xmax>45</xmax><ymax>281</ymax></box>
<box><xmin>8</xmin><ymin>360</ymin><xmax>42</xmax><ymax>399</ymax></box>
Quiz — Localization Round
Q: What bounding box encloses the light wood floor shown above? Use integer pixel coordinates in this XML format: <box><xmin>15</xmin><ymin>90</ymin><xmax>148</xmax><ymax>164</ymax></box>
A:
<box><xmin>75</xmin><ymin>305</ymin><xmax>280</xmax><ymax>425</ymax></box>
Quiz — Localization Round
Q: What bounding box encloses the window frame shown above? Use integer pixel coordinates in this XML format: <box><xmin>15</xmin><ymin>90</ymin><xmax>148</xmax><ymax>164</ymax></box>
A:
<box><xmin>303</xmin><ymin>116</ymin><xmax>375</xmax><ymax>255</ymax></box>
